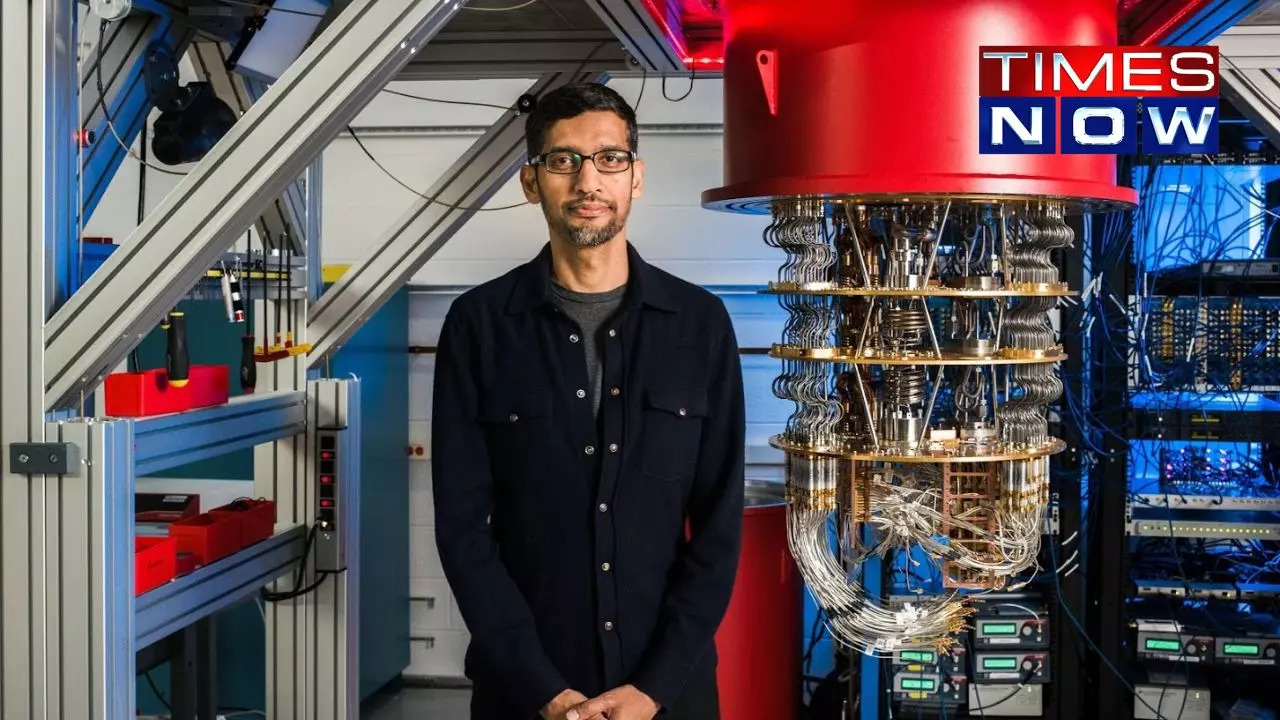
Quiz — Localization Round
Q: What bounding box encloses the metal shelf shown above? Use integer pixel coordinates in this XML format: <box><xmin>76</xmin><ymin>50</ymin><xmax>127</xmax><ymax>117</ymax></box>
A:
<box><xmin>133</xmin><ymin>390</ymin><xmax>307</xmax><ymax>476</ymax></box>
<box><xmin>136</xmin><ymin>524</ymin><xmax>306</xmax><ymax>648</ymax></box>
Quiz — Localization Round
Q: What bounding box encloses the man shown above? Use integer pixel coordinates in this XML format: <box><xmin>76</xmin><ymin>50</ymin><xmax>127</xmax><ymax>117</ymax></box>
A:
<box><xmin>431</xmin><ymin>82</ymin><xmax>745</xmax><ymax>720</ymax></box>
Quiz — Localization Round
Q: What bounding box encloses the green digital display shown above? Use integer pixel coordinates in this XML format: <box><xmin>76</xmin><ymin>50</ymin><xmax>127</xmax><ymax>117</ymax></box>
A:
<box><xmin>982</xmin><ymin>657</ymin><xmax>1019</xmax><ymax>670</ymax></box>
<box><xmin>901</xmin><ymin>650</ymin><xmax>935</xmax><ymax>663</ymax></box>
<box><xmin>901</xmin><ymin>678</ymin><xmax>936</xmax><ymax>691</ymax></box>
<box><xmin>982</xmin><ymin>622</ymin><xmax>1019</xmax><ymax>636</ymax></box>
<box><xmin>1145</xmin><ymin>638</ymin><xmax>1182</xmax><ymax>652</ymax></box>
<box><xmin>1224</xmin><ymin>643</ymin><xmax>1260</xmax><ymax>656</ymax></box>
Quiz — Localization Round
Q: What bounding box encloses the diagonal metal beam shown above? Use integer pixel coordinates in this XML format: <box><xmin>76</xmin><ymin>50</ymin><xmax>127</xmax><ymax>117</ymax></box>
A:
<box><xmin>1129</xmin><ymin>0</ymin><xmax>1268</xmax><ymax>46</ymax></box>
<box><xmin>80</xmin><ymin>11</ymin><xmax>195</xmax><ymax>225</ymax></box>
<box><xmin>189</xmin><ymin>40</ymin><xmax>307</xmax><ymax>254</ymax></box>
<box><xmin>586</xmin><ymin>0</ymin><xmax>686</xmax><ymax>73</ymax></box>
<box><xmin>306</xmin><ymin>71</ymin><xmax>605</xmax><ymax>364</ymax></box>
<box><xmin>1220</xmin><ymin>65</ymin><xmax>1280</xmax><ymax>148</ymax></box>
<box><xmin>45</xmin><ymin>0</ymin><xmax>462</xmax><ymax>411</ymax></box>
<box><xmin>1214</xmin><ymin>25</ymin><xmax>1280</xmax><ymax>68</ymax></box>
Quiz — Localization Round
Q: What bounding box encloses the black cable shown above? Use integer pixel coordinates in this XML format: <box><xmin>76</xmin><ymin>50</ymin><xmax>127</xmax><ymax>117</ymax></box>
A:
<box><xmin>348</xmin><ymin>41</ymin><xmax>610</xmax><ymax>214</ymax></box>
<box><xmin>213</xmin><ymin>0</ymin><xmax>327</xmax><ymax>16</ymax></box>
<box><xmin>261</xmin><ymin>523</ymin><xmax>331</xmax><ymax>602</ymax></box>
<box><xmin>969</xmin><ymin>676</ymin><xmax>1032</xmax><ymax>715</ymax></box>
<box><xmin>381</xmin><ymin>88</ymin><xmax>513</xmax><ymax>111</ymax></box>
<box><xmin>661</xmin><ymin>67</ymin><xmax>695</xmax><ymax>102</ymax></box>
<box><xmin>635</xmin><ymin>65</ymin><xmax>647</xmax><ymax>110</ymax></box>
<box><xmin>1048</xmin><ymin>535</ymin><xmax>1172</xmax><ymax>719</ymax></box>
<box><xmin>463</xmin><ymin>0</ymin><xmax>541</xmax><ymax>10</ymax></box>
<box><xmin>138</xmin><ymin>123</ymin><xmax>148</xmax><ymax>224</ymax></box>
<box><xmin>345</xmin><ymin>126</ymin><xmax>531</xmax><ymax>212</ymax></box>
<box><xmin>95</xmin><ymin>20</ymin><xmax>189</xmax><ymax>177</ymax></box>
<box><xmin>145</xmin><ymin>670</ymin><xmax>172</xmax><ymax>711</ymax></box>
<box><xmin>128</xmin><ymin>120</ymin><xmax>148</xmax><ymax>375</ymax></box>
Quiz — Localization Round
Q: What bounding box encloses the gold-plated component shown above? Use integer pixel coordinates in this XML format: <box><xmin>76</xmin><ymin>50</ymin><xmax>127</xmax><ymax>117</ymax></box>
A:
<box><xmin>768</xmin><ymin>198</ymin><xmax>1074</xmax><ymax>655</ymax></box>
<box><xmin>1004</xmin><ymin>282</ymin><xmax>1070</xmax><ymax>294</ymax></box>
<box><xmin>770</xmin><ymin>345</ymin><xmax>1067</xmax><ymax>365</ymax></box>
<box><xmin>770</xmin><ymin>435</ymin><xmax>1067</xmax><ymax>463</ymax></box>
<box><xmin>941</xmin><ymin>462</ymin><xmax>1002</xmax><ymax>590</ymax></box>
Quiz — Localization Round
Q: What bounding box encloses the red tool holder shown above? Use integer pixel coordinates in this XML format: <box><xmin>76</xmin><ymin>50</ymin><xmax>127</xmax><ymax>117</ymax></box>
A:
<box><xmin>168</xmin><ymin>512</ymin><xmax>243</xmax><ymax>566</ymax></box>
<box><xmin>104</xmin><ymin>364</ymin><xmax>230</xmax><ymax>417</ymax></box>
<box><xmin>134</xmin><ymin>537</ymin><xmax>178</xmax><ymax>596</ymax></box>
<box><xmin>210</xmin><ymin>499</ymin><xmax>276</xmax><ymax>548</ymax></box>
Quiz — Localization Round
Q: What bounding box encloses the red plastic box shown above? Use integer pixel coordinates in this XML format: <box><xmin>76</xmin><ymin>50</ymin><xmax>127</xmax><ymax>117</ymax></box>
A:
<box><xmin>135</xmin><ymin>536</ymin><xmax>177</xmax><ymax>595</ymax></box>
<box><xmin>104</xmin><ymin>364</ymin><xmax>230</xmax><ymax>417</ymax></box>
<box><xmin>210</xmin><ymin>499</ymin><xmax>276</xmax><ymax>548</ymax></box>
<box><xmin>168</xmin><ymin>512</ymin><xmax>242</xmax><ymax>566</ymax></box>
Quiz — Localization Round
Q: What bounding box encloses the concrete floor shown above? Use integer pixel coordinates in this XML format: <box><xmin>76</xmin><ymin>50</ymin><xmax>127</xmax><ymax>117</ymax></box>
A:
<box><xmin>363</xmin><ymin>687</ymin><xmax>471</xmax><ymax>720</ymax></box>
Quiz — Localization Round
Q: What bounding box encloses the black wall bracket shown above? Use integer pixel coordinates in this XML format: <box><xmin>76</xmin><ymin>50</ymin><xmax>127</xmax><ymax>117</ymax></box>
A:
<box><xmin>10</xmin><ymin>443</ymin><xmax>80</xmax><ymax>476</ymax></box>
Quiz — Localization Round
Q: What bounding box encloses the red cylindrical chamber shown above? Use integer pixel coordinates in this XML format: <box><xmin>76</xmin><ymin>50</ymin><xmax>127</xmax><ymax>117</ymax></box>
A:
<box><xmin>702</xmin><ymin>0</ymin><xmax>1140</xmax><ymax>211</ymax></box>
<box><xmin>714</xmin><ymin>485</ymin><xmax>802</xmax><ymax>720</ymax></box>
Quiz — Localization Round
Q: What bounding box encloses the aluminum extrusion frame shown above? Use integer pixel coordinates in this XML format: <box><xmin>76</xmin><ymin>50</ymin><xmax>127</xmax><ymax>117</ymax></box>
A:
<box><xmin>45</xmin><ymin>0</ymin><xmax>462</xmax><ymax>411</ymax></box>
<box><xmin>132</xmin><ymin>390</ymin><xmax>307</xmax><ymax>476</ymax></box>
<box><xmin>262</xmin><ymin>378</ymin><xmax>362</xmax><ymax>720</ymax></box>
<box><xmin>1221</xmin><ymin>65</ymin><xmax>1280</xmax><ymax>149</ymax></box>
<box><xmin>586</xmin><ymin>0</ymin><xmax>687</xmax><ymax>73</ymax></box>
<box><xmin>1</xmin><ymin>2</ymin><xmax>79</xmax><ymax>716</ymax></box>
<box><xmin>80</xmin><ymin>12</ymin><xmax>196</xmax><ymax>229</ymax></box>
<box><xmin>135</xmin><ymin>525</ymin><xmax>307</xmax><ymax>648</ymax></box>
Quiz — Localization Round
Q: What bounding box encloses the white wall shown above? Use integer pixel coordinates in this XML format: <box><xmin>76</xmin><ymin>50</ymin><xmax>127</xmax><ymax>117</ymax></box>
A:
<box><xmin>85</xmin><ymin>75</ymin><xmax>791</xmax><ymax>680</ymax></box>
<box><xmin>83</xmin><ymin>76</ymin><xmax>777</xmax><ymax>287</ymax></box>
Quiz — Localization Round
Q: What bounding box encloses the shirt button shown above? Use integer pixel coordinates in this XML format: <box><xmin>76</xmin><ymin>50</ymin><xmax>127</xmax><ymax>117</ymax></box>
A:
<box><xmin>599</xmin><ymin>503</ymin><xmax>608</xmax><ymax>512</ymax></box>
<box><xmin>576</xmin><ymin>389</ymin><xmax>586</xmax><ymax>399</ymax></box>
<box><xmin>604</xmin><ymin>621</ymin><xmax>615</xmax><ymax>631</ymax></box>
<box><xmin>584</xmin><ymin>445</ymin><xmax>595</xmax><ymax>455</ymax></box>
<box><xmin>609</xmin><ymin>443</ymin><xmax>618</xmax><ymax>453</ymax></box>
<box><xmin>569</xmin><ymin>333</ymin><xmax>580</xmax><ymax>343</ymax></box>
<box><xmin>601</xmin><ymin>562</ymin><xmax>612</xmax><ymax>572</ymax></box>
<box><xmin>508</xmin><ymin>413</ymin><xmax>518</xmax><ymax>422</ymax></box>
<box><xmin>608</xmin><ymin>329</ymin><xmax>617</xmax><ymax>338</ymax></box>
<box><xmin>678</xmin><ymin>408</ymin><xmax>687</xmax><ymax>417</ymax></box>
<box><xmin>610</xmin><ymin>387</ymin><xmax>620</xmax><ymax>397</ymax></box>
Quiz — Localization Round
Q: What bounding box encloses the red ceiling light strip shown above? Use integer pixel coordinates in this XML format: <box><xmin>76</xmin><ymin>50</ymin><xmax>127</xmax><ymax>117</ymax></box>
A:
<box><xmin>1124</xmin><ymin>0</ymin><xmax>1213</xmax><ymax>45</ymax></box>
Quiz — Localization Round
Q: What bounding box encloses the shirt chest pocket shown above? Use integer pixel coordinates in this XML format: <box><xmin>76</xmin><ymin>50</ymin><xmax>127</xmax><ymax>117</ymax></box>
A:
<box><xmin>636</xmin><ymin>387</ymin><xmax>709</xmax><ymax>481</ymax></box>
<box><xmin>477</xmin><ymin>385</ymin><xmax>553</xmax><ymax>472</ymax></box>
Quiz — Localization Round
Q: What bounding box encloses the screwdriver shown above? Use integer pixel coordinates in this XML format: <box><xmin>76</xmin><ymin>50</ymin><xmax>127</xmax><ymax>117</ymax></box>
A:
<box><xmin>162</xmin><ymin>310</ymin><xmax>189</xmax><ymax>388</ymax></box>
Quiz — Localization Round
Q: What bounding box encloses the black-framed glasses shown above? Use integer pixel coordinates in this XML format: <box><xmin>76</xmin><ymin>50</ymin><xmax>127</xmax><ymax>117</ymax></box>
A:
<box><xmin>528</xmin><ymin>149</ymin><xmax>637</xmax><ymax>174</ymax></box>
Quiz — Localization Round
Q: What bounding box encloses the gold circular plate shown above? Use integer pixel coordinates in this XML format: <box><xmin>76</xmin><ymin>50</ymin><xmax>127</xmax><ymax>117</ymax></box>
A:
<box><xmin>770</xmin><ymin>345</ymin><xmax>1067</xmax><ymax>365</ymax></box>
<box><xmin>763</xmin><ymin>282</ymin><xmax>1074</xmax><ymax>299</ymax></box>
<box><xmin>771</xmin><ymin>435</ymin><xmax>1067</xmax><ymax>463</ymax></box>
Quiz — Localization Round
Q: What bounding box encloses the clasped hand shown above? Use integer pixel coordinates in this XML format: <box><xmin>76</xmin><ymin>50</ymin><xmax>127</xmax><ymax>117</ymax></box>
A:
<box><xmin>542</xmin><ymin>685</ymin><xmax>659</xmax><ymax>720</ymax></box>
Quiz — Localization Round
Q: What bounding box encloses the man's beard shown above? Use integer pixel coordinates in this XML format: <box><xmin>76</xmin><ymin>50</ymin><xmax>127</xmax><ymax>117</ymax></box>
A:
<box><xmin>545</xmin><ymin>198</ymin><xmax>626</xmax><ymax>248</ymax></box>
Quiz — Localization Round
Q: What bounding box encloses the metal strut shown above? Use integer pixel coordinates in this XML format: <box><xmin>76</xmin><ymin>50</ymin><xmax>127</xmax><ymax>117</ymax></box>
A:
<box><xmin>45</xmin><ymin>0</ymin><xmax>462</xmax><ymax>412</ymax></box>
<box><xmin>188</xmin><ymin>40</ymin><xmax>309</xmax><ymax>255</ymax></box>
<box><xmin>307</xmin><ymin>70</ymin><xmax>607</xmax><ymax>363</ymax></box>
<box><xmin>1220</xmin><ymin>65</ymin><xmax>1280</xmax><ymax>150</ymax></box>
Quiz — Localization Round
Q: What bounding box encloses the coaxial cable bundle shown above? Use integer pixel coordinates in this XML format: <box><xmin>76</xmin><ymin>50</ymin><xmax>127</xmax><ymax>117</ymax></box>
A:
<box><xmin>764</xmin><ymin>199</ymin><xmax>1072</xmax><ymax>654</ymax></box>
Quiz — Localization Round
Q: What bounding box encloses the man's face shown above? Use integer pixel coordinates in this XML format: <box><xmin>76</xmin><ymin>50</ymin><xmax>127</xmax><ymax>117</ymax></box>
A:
<box><xmin>521</xmin><ymin>110</ymin><xmax>645</xmax><ymax>248</ymax></box>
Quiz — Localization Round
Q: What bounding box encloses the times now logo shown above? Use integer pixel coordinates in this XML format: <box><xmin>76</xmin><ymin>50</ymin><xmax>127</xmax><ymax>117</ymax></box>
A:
<box><xmin>978</xmin><ymin>46</ymin><xmax>1219</xmax><ymax>155</ymax></box>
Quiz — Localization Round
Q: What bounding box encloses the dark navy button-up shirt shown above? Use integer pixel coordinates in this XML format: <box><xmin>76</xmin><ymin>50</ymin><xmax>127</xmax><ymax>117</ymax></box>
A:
<box><xmin>431</xmin><ymin>242</ymin><xmax>746</xmax><ymax>718</ymax></box>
